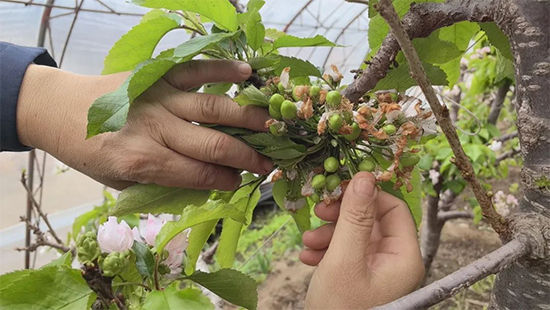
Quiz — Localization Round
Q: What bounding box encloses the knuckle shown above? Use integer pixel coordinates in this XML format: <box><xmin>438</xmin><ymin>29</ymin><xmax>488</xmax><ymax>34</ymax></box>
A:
<box><xmin>342</xmin><ymin>204</ymin><xmax>376</xmax><ymax>230</ymax></box>
<box><xmin>118</xmin><ymin>152</ymin><xmax>154</xmax><ymax>183</ymax></box>
<box><xmin>199</xmin><ymin>95</ymin><xmax>223</xmax><ymax>122</ymax></box>
<box><xmin>192</xmin><ymin>165</ymin><xmax>218</xmax><ymax>189</ymax></box>
<box><xmin>206</xmin><ymin>133</ymin><xmax>232</xmax><ymax>163</ymax></box>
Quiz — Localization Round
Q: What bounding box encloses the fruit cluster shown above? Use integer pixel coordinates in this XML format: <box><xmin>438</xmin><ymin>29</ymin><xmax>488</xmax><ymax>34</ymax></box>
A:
<box><xmin>249</xmin><ymin>66</ymin><xmax>434</xmax><ymax>209</ymax></box>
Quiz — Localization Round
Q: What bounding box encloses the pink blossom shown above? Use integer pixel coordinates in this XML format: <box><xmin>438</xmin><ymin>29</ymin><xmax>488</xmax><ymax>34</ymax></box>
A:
<box><xmin>506</xmin><ymin>194</ymin><xmax>518</xmax><ymax>206</ymax></box>
<box><xmin>143</xmin><ymin>214</ymin><xmax>165</xmax><ymax>246</ymax></box>
<box><xmin>164</xmin><ymin>229</ymin><xmax>190</xmax><ymax>274</ymax></box>
<box><xmin>97</xmin><ymin>217</ymin><xmax>134</xmax><ymax>253</ymax></box>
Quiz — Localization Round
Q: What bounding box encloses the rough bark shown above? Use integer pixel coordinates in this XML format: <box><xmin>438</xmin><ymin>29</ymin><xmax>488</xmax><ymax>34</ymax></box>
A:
<box><xmin>487</xmin><ymin>79</ymin><xmax>512</xmax><ymax>125</ymax></box>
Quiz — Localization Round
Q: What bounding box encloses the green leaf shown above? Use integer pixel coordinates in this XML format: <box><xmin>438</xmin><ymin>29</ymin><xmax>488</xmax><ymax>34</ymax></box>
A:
<box><xmin>445</xmin><ymin>180</ymin><xmax>466</xmax><ymax>194</ymax></box>
<box><xmin>495</xmin><ymin>50</ymin><xmax>514</xmax><ymax>83</ymax></box>
<box><xmin>418</xmin><ymin>154</ymin><xmax>434</xmax><ymax>171</ymax></box>
<box><xmin>111</xmin><ymin>184</ymin><xmax>210</xmax><ymax>216</ymax></box>
<box><xmin>0</xmin><ymin>266</ymin><xmax>95</xmax><ymax>310</ymax></box>
<box><xmin>290</xmin><ymin>204</ymin><xmax>311</xmax><ymax>233</ymax></box>
<box><xmin>401</xmin><ymin>168</ymin><xmax>422</xmax><ymax>228</ymax></box>
<box><xmin>261</xmin><ymin>147</ymin><xmax>304</xmax><ymax>160</ymax></box>
<box><xmin>374</xmin><ymin>62</ymin><xmax>448</xmax><ymax>91</ymax></box>
<box><xmin>156</xmin><ymin>200</ymin><xmax>247</xmax><ymax>253</ymax></box>
<box><xmin>216</xmin><ymin>177</ymin><xmax>262</xmax><ymax>268</ymax></box>
<box><xmin>142</xmin><ymin>284</ymin><xmax>214</xmax><ymax>310</ymax></box>
<box><xmin>174</xmin><ymin>32</ymin><xmax>236</xmax><ymax>59</ymax></box>
<box><xmin>234</xmin><ymin>85</ymin><xmax>269</xmax><ymax>107</ymax></box>
<box><xmin>0</xmin><ymin>270</ymin><xmax>31</xmax><ymax>292</ymax></box>
<box><xmin>479</xmin><ymin>22</ymin><xmax>513</xmax><ymax>60</ymax></box>
<box><xmin>275</xmin><ymin>56</ymin><xmax>322</xmax><ymax>77</ymax></box>
<box><xmin>272</xmin><ymin>179</ymin><xmax>287</xmax><ymax>209</ymax></box>
<box><xmin>132</xmin><ymin>0</ymin><xmax>238</xmax><ymax>31</ymax></box>
<box><xmin>203</xmin><ymin>82</ymin><xmax>233</xmax><ymax>95</ymax></box>
<box><xmin>127</xmin><ymin>58</ymin><xmax>177</xmax><ymax>103</ymax></box>
<box><xmin>409</xmin><ymin>31</ymin><xmax>463</xmax><ymax>64</ymax></box>
<box><xmin>86</xmin><ymin>79</ymin><xmax>130</xmax><ymax>138</ymax></box>
<box><xmin>132</xmin><ymin>242</ymin><xmax>155</xmax><ymax>278</ymax></box>
<box><xmin>472</xmin><ymin>205</ymin><xmax>483</xmax><ymax>224</ymax></box>
<box><xmin>72</xmin><ymin>205</ymin><xmax>105</xmax><ymax>240</ymax></box>
<box><xmin>245</xmin><ymin>11</ymin><xmax>265</xmax><ymax>52</ymax></box>
<box><xmin>248</xmin><ymin>56</ymin><xmax>279</xmax><ymax>70</ymax></box>
<box><xmin>102</xmin><ymin>12</ymin><xmax>180</xmax><ymax>74</ymax></box>
<box><xmin>41</xmin><ymin>252</ymin><xmax>72</xmax><ymax>268</ymax></box>
<box><xmin>265</xmin><ymin>28</ymin><xmax>286</xmax><ymax>40</ymax></box>
<box><xmin>186</xmin><ymin>269</ymin><xmax>258</xmax><ymax>310</ymax></box>
<box><xmin>247</xmin><ymin>0</ymin><xmax>265</xmax><ymax>11</ymax></box>
<box><xmin>184</xmin><ymin>220</ymin><xmax>218</xmax><ymax>275</ymax></box>
<box><xmin>273</xmin><ymin>34</ymin><xmax>338</xmax><ymax>49</ymax></box>
<box><xmin>439</xmin><ymin>21</ymin><xmax>480</xmax><ymax>51</ymax></box>
<box><xmin>464</xmin><ymin>144</ymin><xmax>485</xmax><ymax>162</ymax></box>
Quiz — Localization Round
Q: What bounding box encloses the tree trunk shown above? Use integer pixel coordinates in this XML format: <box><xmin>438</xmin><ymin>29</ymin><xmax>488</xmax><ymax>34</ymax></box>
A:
<box><xmin>489</xmin><ymin>0</ymin><xmax>550</xmax><ymax>308</ymax></box>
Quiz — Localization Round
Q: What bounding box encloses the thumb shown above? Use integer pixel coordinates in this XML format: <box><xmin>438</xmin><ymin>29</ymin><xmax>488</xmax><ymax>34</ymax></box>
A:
<box><xmin>325</xmin><ymin>172</ymin><xmax>378</xmax><ymax>261</ymax></box>
<box><xmin>163</xmin><ymin>59</ymin><xmax>252</xmax><ymax>91</ymax></box>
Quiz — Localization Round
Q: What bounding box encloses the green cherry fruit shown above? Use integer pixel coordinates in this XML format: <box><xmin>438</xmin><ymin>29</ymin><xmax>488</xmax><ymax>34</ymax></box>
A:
<box><xmin>400</xmin><ymin>153</ymin><xmax>421</xmax><ymax>167</ymax></box>
<box><xmin>277</xmin><ymin>82</ymin><xmax>286</xmax><ymax>94</ymax></box>
<box><xmin>269</xmin><ymin>105</ymin><xmax>282</xmax><ymax>120</ymax></box>
<box><xmin>311</xmin><ymin>174</ymin><xmax>327</xmax><ymax>189</ymax></box>
<box><xmin>281</xmin><ymin>100</ymin><xmax>298</xmax><ymax>119</ymax></box>
<box><xmin>326</xmin><ymin>91</ymin><xmax>342</xmax><ymax>107</ymax></box>
<box><xmin>359</xmin><ymin>158</ymin><xmax>376</xmax><ymax>172</ymax></box>
<box><xmin>269</xmin><ymin>94</ymin><xmax>285</xmax><ymax>111</ymax></box>
<box><xmin>292</xmin><ymin>86</ymin><xmax>303</xmax><ymax>101</ymax></box>
<box><xmin>343</xmin><ymin>110</ymin><xmax>353</xmax><ymax>124</ymax></box>
<box><xmin>310</xmin><ymin>193</ymin><xmax>321</xmax><ymax>203</ymax></box>
<box><xmin>383</xmin><ymin>124</ymin><xmax>397</xmax><ymax>135</ymax></box>
<box><xmin>328</xmin><ymin>114</ymin><xmax>344</xmax><ymax>132</ymax></box>
<box><xmin>343</xmin><ymin>123</ymin><xmax>361</xmax><ymax>141</ymax></box>
<box><xmin>269</xmin><ymin>122</ymin><xmax>286</xmax><ymax>136</ymax></box>
<box><xmin>326</xmin><ymin>174</ymin><xmax>341</xmax><ymax>191</ymax></box>
<box><xmin>309</xmin><ymin>85</ymin><xmax>321</xmax><ymax>98</ymax></box>
<box><xmin>324</xmin><ymin>157</ymin><xmax>340</xmax><ymax>173</ymax></box>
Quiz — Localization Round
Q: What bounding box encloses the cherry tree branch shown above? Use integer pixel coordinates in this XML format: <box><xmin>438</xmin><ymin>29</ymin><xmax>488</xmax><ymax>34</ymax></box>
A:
<box><xmin>438</xmin><ymin>210</ymin><xmax>473</xmax><ymax>222</ymax></box>
<box><xmin>374</xmin><ymin>238</ymin><xmax>529</xmax><ymax>310</ymax></box>
<box><xmin>342</xmin><ymin>0</ymin><xmax>498</xmax><ymax>102</ymax></box>
<box><xmin>376</xmin><ymin>0</ymin><xmax>508</xmax><ymax>237</ymax></box>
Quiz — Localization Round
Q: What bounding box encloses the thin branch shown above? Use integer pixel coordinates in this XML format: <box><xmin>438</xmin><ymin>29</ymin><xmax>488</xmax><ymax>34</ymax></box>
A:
<box><xmin>438</xmin><ymin>210</ymin><xmax>473</xmax><ymax>222</ymax></box>
<box><xmin>495</xmin><ymin>131</ymin><xmax>518</xmax><ymax>143</ymax></box>
<box><xmin>283</xmin><ymin>0</ymin><xmax>314</xmax><ymax>33</ymax></box>
<box><xmin>496</xmin><ymin>148</ymin><xmax>520</xmax><ymax>164</ymax></box>
<box><xmin>59</xmin><ymin>0</ymin><xmax>85</xmax><ymax>67</ymax></box>
<box><xmin>0</xmin><ymin>0</ymin><xmax>143</xmax><ymax>16</ymax></box>
<box><xmin>487</xmin><ymin>79</ymin><xmax>512</xmax><ymax>125</ymax></box>
<box><xmin>374</xmin><ymin>238</ymin><xmax>529</xmax><ymax>310</ymax></box>
<box><xmin>376</xmin><ymin>0</ymin><xmax>508</xmax><ymax>237</ymax></box>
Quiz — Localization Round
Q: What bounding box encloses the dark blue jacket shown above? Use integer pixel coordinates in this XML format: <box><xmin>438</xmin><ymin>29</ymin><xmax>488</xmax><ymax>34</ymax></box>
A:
<box><xmin>0</xmin><ymin>42</ymin><xmax>57</xmax><ymax>151</ymax></box>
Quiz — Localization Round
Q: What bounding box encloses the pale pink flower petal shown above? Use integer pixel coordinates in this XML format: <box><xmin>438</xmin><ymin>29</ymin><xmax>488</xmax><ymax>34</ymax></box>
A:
<box><xmin>132</xmin><ymin>227</ymin><xmax>142</xmax><ymax>243</ymax></box>
<box><xmin>97</xmin><ymin>217</ymin><xmax>134</xmax><ymax>253</ymax></box>
<box><xmin>164</xmin><ymin>229</ymin><xmax>191</xmax><ymax>274</ymax></box>
<box><xmin>143</xmin><ymin>214</ymin><xmax>165</xmax><ymax>246</ymax></box>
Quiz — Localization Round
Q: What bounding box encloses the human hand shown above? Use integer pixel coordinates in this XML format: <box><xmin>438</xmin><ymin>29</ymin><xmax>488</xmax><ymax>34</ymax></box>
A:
<box><xmin>17</xmin><ymin>60</ymin><xmax>273</xmax><ymax>190</ymax></box>
<box><xmin>301</xmin><ymin>172</ymin><xmax>424</xmax><ymax>309</ymax></box>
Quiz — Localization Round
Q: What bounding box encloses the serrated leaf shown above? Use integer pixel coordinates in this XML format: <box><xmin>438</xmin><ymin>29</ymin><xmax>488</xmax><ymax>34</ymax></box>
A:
<box><xmin>203</xmin><ymin>82</ymin><xmax>233</xmax><ymax>95</ymax></box>
<box><xmin>186</xmin><ymin>269</ymin><xmax>258</xmax><ymax>310</ymax></box>
<box><xmin>132</xmin><ymin>242</ymin><xmax>155</xmax><ymax>278</ymax></box>
<box><xmin>247</xmin><ymin>0</ymin><xmax>265</xmax><ymax>11</ymax></box>
<box><xmin>156</xmin><ymin>200</ymin><xmax>247</xmax><ymax>253</ymax></box>
<box><xmin>173</xmin><ymin>32</ymin><xmax>236</xmax><ymax>59</ymax></box>
<box><xmin>0</xmin><ymin>265</ymin><xmax>95</xmax><ymax>310</ymax></box>
<box><xmin>275</xmin><ymin>56</ymin><xmax>321</xmax><ymax>77</ymax></box>
<box><xmin>128</xmin><ymin>58</ymin><xmax>177</xmax><ymax>103</ymax></box>
<box><xmin>245</xmin><ymin>11</ymin><xmax>265</xmax><ymax>52</ymax></box>
<box><xmin>86</xmin><ymin>79</ymin><xmax>130</xmax><ymax>138</ymax></box>
<box><xmin>102</xmin><ymin>12</ymin><xmax>180</xmax><ymax>74</ymax></box>
<box><xmin>495</xmin><ymin>50</ymin><xmax>514</xmax><ymax>83</ymax></box>
<box><xmin>242</xmin><ymin>133</ymin><xmax>299</xmax><ymax>148</ymax></box>
<box><xmin>374</xmin><ymin>62</ymin><xmax>448</xmax><ymax>91</ymax></box>
<box><xmin>261</xmin><ymin>147</ymin><xmax>304</xmax><ymax>160</ymax></box>
<box><xmin>111</xmin><ymin>184</ymin><xmax>210</xmax><ymax>216</ymax></box>
<box><xmin>184</xmin><ymin>220</ymin><xmax>218</xmax><ymax>275</ymax></box>
<box><xmin>41</xmin><ymin>252</ymin><xmax>72</xmax><ymax>268</ymax></box>
<box><xmin>248</xmin><ymin>56</ymin><xmax>279</xmax><ymax>70</ymax></box>
<box><xmin>410</xmin><ymin>31</ymin><xmax>463</xmax><ymax>64</ymax></box>
<box><xmin>234</xmin><ymin>85</ymin><xmax>269</xmax><ymax>107</ymax></box>
<box><xmin>132</xmin><ymin>0</ymin><xmax>238</xmax><ymax>31</ymax></box>
<box><xmin>439</xmin><ymin>21</ymin><xmax>480</xmax><ymax>51</ymax></box>
<box><xmin>216</xmin><ymin>177</ymin><xmax>262</xmax><ymax>268</ymax></box>
<box><xmin>401</xmin><ymin>168</ymin><xmax>422</xmax><ymax>228</ymax></box>
<box><xmin>0</xmin><ymin>270</ymin><xmax>31</xmax><ymax>292</ymax></box>
<box><xmin>142</xmin><ymin>284</ymin><xmax>214</xmax><ymax>310</ymax></box>
<box><xmin>479</xmin><ymin>22</ymin><xmax>513</xmax><ymax>60</ymax></box>
<box><xmin>273</xmin><ymin>34</ymin><xmax>338</xmax><ymax>49</ymax></box>
<box><xmin>265</xmin><ymin>28</ymin><xmax>286</xmax><ymax>40</ymax></box>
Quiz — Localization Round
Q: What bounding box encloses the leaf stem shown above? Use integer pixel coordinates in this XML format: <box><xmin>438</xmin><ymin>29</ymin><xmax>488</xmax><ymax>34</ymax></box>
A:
<box><xmin>112</xmin><ymin>282</ymin><xmax>152</xmax><ymax>291</ymax></box>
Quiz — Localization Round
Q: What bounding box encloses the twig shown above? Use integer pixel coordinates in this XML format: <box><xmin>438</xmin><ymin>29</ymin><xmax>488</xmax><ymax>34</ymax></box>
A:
<box><xmin>0</xmin><ymin>0</ymin><xmax>143</xmax><ymax>16</ymax></box>
<box><xmin>496</xmin><ymin>132</ymin><xmax>518</xmax><ymax>143</ymax></box>
<box><xmin>374</xmin><ymin>238</ymin><xmax>529</xmax><ymax>310</ymax></box>
<box><xmin>202</xmin><ymin>241</ymin><xmax>219</xmax><ymax>265</ymax></box>
<box><xmin>438</xmin><ymin>211</ymin><xmax>473</xmax><ymax>222</ymax></box>
<box><xmin>496</xmin><ymin>148</ymin><xmax>520</xmax><ymax>164</ymax></box>
<box><xmin>376</xmin><ymin>0</ymin><xmax>508</xmax><ymax>238</ymax></box>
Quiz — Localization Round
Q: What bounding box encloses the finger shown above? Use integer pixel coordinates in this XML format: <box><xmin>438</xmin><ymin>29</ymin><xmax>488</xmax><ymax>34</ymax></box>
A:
<box><xmin>160</xmin><ymin>114</ymin><xmax>273</xmax><ymax>175</ymax></box>
<box><xmin>314</xmin><ymin>201</ymin><xmax>341</xmax><ymax>222</ymax></box>
<box><xmin>163</xmin><ymin>91</ymin><xmax>270</xmax><ymax>132</ymax></box>
<box><xmin>302</xmin><ymin>223</ymin><xmax>335</xmax><ymax>250</ymax></box>
<box><xmin>324</xmin><ymin>172</ymin><xmax>378</xmax><ymax>262</ymax></box>
<box><xmin>164</xmin><ymin>59</ymin><xmax>252</xmax><ymax>91</ymax></box>
<box><xmin>299</xmin><ymin>248</ymin><xmax>326</xmax><ymax>266</ymax></box>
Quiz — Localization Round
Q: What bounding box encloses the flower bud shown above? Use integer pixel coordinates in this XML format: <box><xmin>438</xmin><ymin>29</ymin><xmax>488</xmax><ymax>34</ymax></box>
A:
<box><xmin>76</xmin><ymin>232</ymin><xmax>101</xmax><ymax>265</ymax></box>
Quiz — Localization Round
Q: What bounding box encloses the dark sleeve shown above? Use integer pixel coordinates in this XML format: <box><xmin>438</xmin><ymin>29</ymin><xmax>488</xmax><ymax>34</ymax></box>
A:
<box><xmin>0</xmin><ymin>42</ymin><xmax>57</xmax><ymax>152</ymax></box>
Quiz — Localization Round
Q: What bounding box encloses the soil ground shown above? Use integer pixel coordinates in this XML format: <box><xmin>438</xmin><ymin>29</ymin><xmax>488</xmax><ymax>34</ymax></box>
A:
<box><xmin>252</xmin><ymin>221</ymin><xmax>501</xmax><ymax>310</ymax></box>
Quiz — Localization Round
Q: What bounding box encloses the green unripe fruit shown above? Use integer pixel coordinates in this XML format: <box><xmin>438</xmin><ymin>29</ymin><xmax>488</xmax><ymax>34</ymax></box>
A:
<box><xmin>269</xmin><ymin>122</ymin><xmax>286</xmax><ymax>136</ymax></box>
<box><xmin>76</xmin><ymin>232</ymin><xmax>100</xmax><ymax>265</ymax></box>
<box><xmin>324</xmin><ymin>157</ymin><xmax>339</xmax><ymax>173</ymax></box>
<box><xmin>326</xmin><ymin>174</ymin><xmax>341</xmax><ymax>191</ymax></box>
<box><xmin>326</xmin><ymin>91</ymin><xmax>342</xmax><ymax>107</ymax></box>
<box><xmin>383</xmin><ymin>124</ymin><xmax>397</xmax><ymax>135</ymax></box>
<box><xmin>269</xmin><ymin>94</ymin><xmax>285</xmax><ymax>110</ymax></box>
<box><xmin>343</xmin><ymin>123</ymin><xmax>361</xmax><ymax>141</ymax></box>
<box><xmin>278</xmin><ymin>82</ymin><xmax>285</xmax><ymax>94</ymax></box>
<box><xmin>359</xmin><ymin>159</ymin><xmax>376</xmax><ymax>172</ymax></box>
<box><xmin>328</xmin><ymin>114</ymin><xmax>344</xmax><ymax>132</ymax></box>
<box><xmin>292</xmin><ymin>86</ymin><xmax>302</xmax><ymax>101</ymax></box>
<box><xmin>269</xmin><ymin>105</ymin><xmax>282</xmax><ymax>120</ymax></box>
<box><xmin>400</xmin><ymin>153</ymin><xmax>421</xmax><ymax>167</ymax></box>
<box><xmin>311</xmin><ymin>174</ymin><xmax>327</xmax><ymax>189</ymax></box>
<box><xmin>281</xmin><ymin>100</ymin><xmax>297</xmax><ymax>119</ymax></box>
<box><xmin>101</xmin><ymin>251</ymin><xmax>128</xmax><ymax>277</ymax></box>
<box><xmin>310</xmin><ymin>193</ymin><xmax>321</xmax><ymax>203</ymax></box>
<box><xmin>343</xmin><ymin>110</ymin><xmax>353</xmax><ymax>124</ymax></box>
<box><xmin>309</xmin><ymin>85</ymin><xmax>321</xmax><ymax>98</ymax></box>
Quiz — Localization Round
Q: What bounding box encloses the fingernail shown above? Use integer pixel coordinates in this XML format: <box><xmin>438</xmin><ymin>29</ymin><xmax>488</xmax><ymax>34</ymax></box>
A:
<box><xmin>238</xmin><ymin>62</ymin><xmax>252</xmax><ymax>76</ymax></box>
<box><xmin>353</xmin><ymin>176</ymin><xmax>375</xmax><ymax>197</ymax></box>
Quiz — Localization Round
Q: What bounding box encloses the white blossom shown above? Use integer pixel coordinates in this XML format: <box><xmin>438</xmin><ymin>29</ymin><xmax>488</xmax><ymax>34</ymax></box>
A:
<box><xmin>284</xmin><ymin>198</ymin><xmax>306</xmax><ymax>211</ymax></box>
<box><xmin>489</xmin><ymin>140</ymin><xmax>502</xmax><ymax>151</ymax></box>
<box><xmin>97</xmin><ymin>217</ymin><xmax>134</xmax><ymax>253</ymax></box>
<box><xmin>429</xmin><ymin>169</ymin><xmax>440</xmax><ymax>184</ymax></box>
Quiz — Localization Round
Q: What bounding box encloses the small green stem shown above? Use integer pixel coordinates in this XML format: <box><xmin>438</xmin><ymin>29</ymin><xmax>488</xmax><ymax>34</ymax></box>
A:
<box><xmin>113</xmin><ymin>282</ymin><xmax>152</xmax><ymax>291</ymax></box>
<box><xmin>154</xmin><ymin>255</ymin><xmax>161</xmax><ymax>290</ymax></box>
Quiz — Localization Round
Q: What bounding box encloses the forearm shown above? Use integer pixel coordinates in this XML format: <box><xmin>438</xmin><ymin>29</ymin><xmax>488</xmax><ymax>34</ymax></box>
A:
<box><xmin>17</xmin><ymin>65</ymin><xmax>128</xmax><ymax>160</ymax></box>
